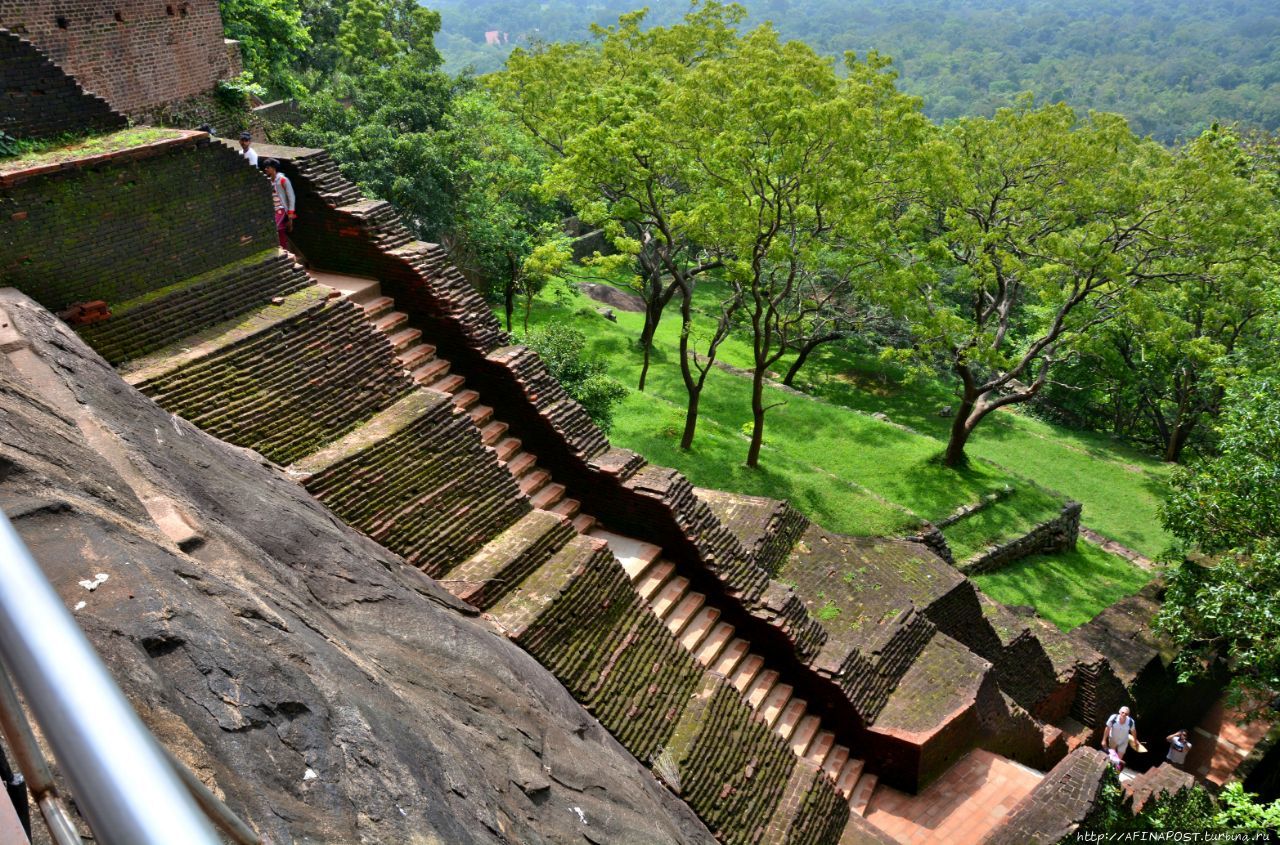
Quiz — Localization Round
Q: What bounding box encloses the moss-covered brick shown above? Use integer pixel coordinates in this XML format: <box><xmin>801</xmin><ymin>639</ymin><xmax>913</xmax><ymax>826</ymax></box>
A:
<box><xmin>134</xmin><ymin>295</ymin><xmax>412</xmax><ymax>466</ymax></box>
<box><xmin>0</xmin><ymin>31</ymin><xmax>126</xmax><ymax>140</ymax></box>
<box><xmin>0</xmin><ymin>140</ymin><xmax>274</xmax><ymax>311</ymax></box>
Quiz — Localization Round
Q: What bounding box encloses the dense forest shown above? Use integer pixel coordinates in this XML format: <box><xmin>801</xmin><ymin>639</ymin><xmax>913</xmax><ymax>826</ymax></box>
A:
<box><xmin>431</xmin><ymin>0</ymin><xmax>1280</xmax><ymax>142</ymax></box>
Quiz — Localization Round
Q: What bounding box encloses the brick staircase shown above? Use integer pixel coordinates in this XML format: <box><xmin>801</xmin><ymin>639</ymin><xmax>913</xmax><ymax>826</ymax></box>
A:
<box><xmin>313</xmin><ymin>270</ymin><xmax>597</xmax><ymax>534</ymax></box>
<box><xmin>313</xmin><ymin>267</ymin><xmax>882</xmax><ymax>817</ymax></box>
<box><xmin>590</xmin><ymin>526</ymin><xmax>880</xmax><ymax>816</ymax></box>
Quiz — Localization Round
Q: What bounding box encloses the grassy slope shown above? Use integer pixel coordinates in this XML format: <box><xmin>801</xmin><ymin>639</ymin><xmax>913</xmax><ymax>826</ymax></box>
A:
<box><xmin>790</xmin><ymin>343</ymin><xmax>1174</xmax><ymax>558</ymax></box>
<box><xmin>523</xmin><ymin>280</ymin><xmax>1063</xmax><ymax>543</ymax></box>
<box><xmin>972</xmin><ymin>541</ymin><xmax>1152</xmax><ymax>631</ymax></box>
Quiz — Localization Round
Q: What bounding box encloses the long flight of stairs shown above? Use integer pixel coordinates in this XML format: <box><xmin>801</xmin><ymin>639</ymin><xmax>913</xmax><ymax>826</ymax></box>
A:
<box><xmin>313</xmin><ymin>268</ymin><xmax>882</xmax><ymax>818</ymax></box>
<box><xmin>312</xmin><ymin>270</ymin><xmax>596</xmax><ymax>534</ymax></box>
<box><xmin>589</xmin><ymin>527</ymin><xmax>880</xmax><ymax>816</ymax></box>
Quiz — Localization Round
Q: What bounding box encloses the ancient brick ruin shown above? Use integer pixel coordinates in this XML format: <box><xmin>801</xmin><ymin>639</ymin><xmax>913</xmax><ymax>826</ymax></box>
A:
<box><xmin>0</xmin><ymin>28</ymin><xmax>1244</xmax><ymax>845</ymax></box>
<box><xmin>0</xmin><ymin>0</ymin><xmax>239</xmax><ymax>117</ymax></box>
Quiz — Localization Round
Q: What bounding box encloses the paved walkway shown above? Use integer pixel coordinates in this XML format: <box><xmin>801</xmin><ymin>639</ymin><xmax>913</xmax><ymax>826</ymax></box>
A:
<box><xmin>1185</xmin><ymin>697</ymin><xmax>1274</xmax><ymax>786</ymax></box>
<box><xmin>864</xmin><ymin>749</ymin><xmax>1042</xmax><ymax>845</ymax></box>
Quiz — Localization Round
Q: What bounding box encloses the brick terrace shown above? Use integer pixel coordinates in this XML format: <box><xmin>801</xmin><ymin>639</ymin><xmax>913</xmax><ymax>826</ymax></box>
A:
<box><xmin>863</xmin><ymin>749</ymin><xmax>1042</xmax><ymax>845</ymax></box>
<box><xmin>1185</xmin><ymin>697</ymin><xmax>1274</xmax><ymax>787</ymax></box>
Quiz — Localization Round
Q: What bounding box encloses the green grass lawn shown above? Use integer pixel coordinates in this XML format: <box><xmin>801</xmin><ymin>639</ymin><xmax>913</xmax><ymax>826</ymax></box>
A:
<box><xmin>790</xmin><ymin>343</ymin><xmax>1175</xmax><ymax>558</ymax></box>
<box><xmin>972</xmin><ymin>541</ymin><xmax>1153</xmax><ymax>630</ymax></box>
<box><xmin>523</xmin><ymin>279</ymin><xmax>1064</xmax><ymax>542</ymax></box>
<box><xmin>516</xmin><ymin>274</ymin><xmax>1156</xmax><ymax>624</ymax></box>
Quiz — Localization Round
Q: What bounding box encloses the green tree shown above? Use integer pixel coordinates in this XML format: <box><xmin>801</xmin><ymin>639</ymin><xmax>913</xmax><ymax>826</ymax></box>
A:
<box><xmin>894</xmin><ymin>100</ymin><xmax>1199</xmax><ymax>467</ymax></box>
<box><xmin>217</xmin><ymin>0</ymin><xmax>310</xmax><ymax>95</ymax></box>
<box><xmin>1156</xmin><ymin>376</ymin><xmax>1280</xmax><ymax>698</ymax></box>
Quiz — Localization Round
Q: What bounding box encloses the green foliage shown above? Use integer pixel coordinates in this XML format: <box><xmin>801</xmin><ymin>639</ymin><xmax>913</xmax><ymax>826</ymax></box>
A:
<box><xmin>519</xmin><ymin>323</ymin><xmax>629</xmax><ymax>433</ymax></box>
<box><xmin>217</xmin><ymin>0</ymin><xmax>310</xmax><ymax>95</ymax></box>
<box><xmin>1157</xmin><ymin>376</ymin><xmax>1280</xmax><ymax>695</ymax></box>
<box><xmin>431</xmin><ymin>0</ymin><xmax>1280</xmax><ymax>143</ymax></box>
<box><xmin>1214</xmin><ymin>782</ymin><xmax>1280</xmax><ymax>830</ymax></box>
<box><xmin>214</xmin><ymin>72</ymin><xmax>268</xmax><ymax>109</ymax></box>
<box><xmin>0</xmin><ymin>132</ymin><xmax>21</xmax><ymax>158</ymax></box>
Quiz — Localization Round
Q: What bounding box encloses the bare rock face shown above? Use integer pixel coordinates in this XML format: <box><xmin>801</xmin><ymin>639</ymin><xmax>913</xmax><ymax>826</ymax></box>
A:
<box><xmin>0</xmin><ymin>289</ymin><xmax>714</xmax><ymax>845</ymax></box>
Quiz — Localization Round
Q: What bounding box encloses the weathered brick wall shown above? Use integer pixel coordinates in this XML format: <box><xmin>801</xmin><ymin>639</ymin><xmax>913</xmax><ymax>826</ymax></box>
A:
<box><xmin>985</xmin><ymin>747</ymin><xmax>1111</xmax><ymax>845</ymax></box>
<box><xmin>134</xmin><ymin>295</ymin><xmax>413</xmax><ymax>466</ymax></box>
<box><xmin>958</xmin><ymin>501</ymin><xmax>1082</xmax><ymax>574</ymax></box>
<box><xmin>0</xmin><ymin>29</ymin><xmax>125</xmax><ymax>140</ymax></box>
<box><xmin>79</xmin><ymin>251</ymin><xmax>309</xmax><ymax>364</ymax></box>
<box><xmin>0</xmin><ymin>138</ymin><xmax>275</xmax><ymax>312</ymax></box>
<box><xmin>0</xmin><ymin>0</ymin><xmax>235</xmax><ymax>116</ymax></box>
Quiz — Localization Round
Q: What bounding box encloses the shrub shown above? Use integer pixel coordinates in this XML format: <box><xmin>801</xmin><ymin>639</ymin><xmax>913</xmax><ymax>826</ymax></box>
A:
<box><xmin>521</xmin><ymin>323</ymin><xmax>628</xmax><ymax>434</ymax></box>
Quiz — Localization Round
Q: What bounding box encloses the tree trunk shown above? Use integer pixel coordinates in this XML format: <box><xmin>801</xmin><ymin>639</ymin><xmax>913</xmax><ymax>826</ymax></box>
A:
<box><xmin>943</xmin><ymin>396</ymin><xmax>977</xmax><ymax>468</ymax></box>
<box><xmin>503</xmin><ymin>281</ymin><xmax>515</xmax><ymax>333</ymax></box>
<box><xmin>680</xmin><ymin>390</ymin><xmax>702</xmax><ymax>450</ymax></box>
<box><xmin>637</xmin><ymin>301</ymin><xmax>661</xmax><ymax>392</ymax></box>
<box><xmin>746</xmin><ymin>369</ymin><xmax>767</xmax><ymax>467</ymax></box>
<box><xmin>782</xmin><ymin>338</ymin><xmax>820</xmax><ymax>386</ymax></box>
<box><xmin>677</xmin><ymin>284</ymin><xmax>699</xmax><ymax>450</ymax></box>
<box><xmin>1163</xmin><ymin>420</ymin><xmax>1194</xmax><ymax>463</ymax></box>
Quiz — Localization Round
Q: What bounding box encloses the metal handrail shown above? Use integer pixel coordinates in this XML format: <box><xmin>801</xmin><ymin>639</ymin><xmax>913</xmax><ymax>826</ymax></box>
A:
<box><xmin>0</xmin><ymin>511</ymin><xmax>223</xmax><ymax>844</ymax></box>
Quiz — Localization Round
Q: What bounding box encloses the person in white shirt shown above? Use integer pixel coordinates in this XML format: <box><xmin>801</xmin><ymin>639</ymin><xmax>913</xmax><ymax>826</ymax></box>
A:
<box><xmin>239</xmin><ymin>131</ymin><xmax>259</xmax><ymax>167</ymax></box>
<box><xmin>1166</xmin><ymin>729</ymin><xmax>1192</xmax><ymax>766</ymax></box>
<box><xmin>262</xmin><ymin>159</ymin><xmax>296</xmax><ymax>250</ymax></box>
<box><xmin>1102</xmin><ymin>706</ymin><xmax>1138</xmax><ymax>770</ymax></box>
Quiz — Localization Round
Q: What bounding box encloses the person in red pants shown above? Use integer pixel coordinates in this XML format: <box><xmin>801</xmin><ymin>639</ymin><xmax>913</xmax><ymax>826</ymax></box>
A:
<box><xmin>262</xmin><ymin>159</ymin><xmax>296</xmax><ymax>250</ymax></box>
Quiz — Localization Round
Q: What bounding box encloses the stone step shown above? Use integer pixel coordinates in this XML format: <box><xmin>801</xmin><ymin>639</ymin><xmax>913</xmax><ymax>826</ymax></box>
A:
<box><xmin>716</xmin><ymin>638</ymin><xmax>753</xmax><ymax>679</ymax></box>
<box><xmin>850</xmin><ymin>772</ymin><xmax>878</xmax><ymax>816</ymax></box>
<box><xmin>374</xmin><ymin>310</ymin><xmax>408</xmax><ymax>334</ymax></box>
<box><xmin>822</xmin><ymin>746</ymin><xmax>850</xmax><ymax>781</ymax></box>
<box><xmin>494</xmin><ymin>437</ymin><xmax>522</xmax><ymax>462</ymax></box>
<box><xmin>805</xmin><ymin>731</ymin><xmax>835</xmax><ymax>768</ymax></box>
<box><xmin>836</xmin><ymin>758</ymin><xmax>865</xmax><ymax>799</ymax></box>
<box><xmin>549</xmin><ymin>497</ymin><xmax>581</xmax><ymax>519</ymax></box>
<box><xmin>426</xmin><ymin>373</ymin><xmax>466</xmax><ymax>394</ymax></box>
<box><xmin>788</xmin><ymin>714</ymin><xmax>821</xmax><ymax>757</ymax></box>
<box><xmin>397</xmin><ymin>343</ymin><xmax>436</xmax><ymax>371</ymax></box>
<box><xmin>570</xmin><ymin>514</ymin><xmax>597</xmax><ymax>534</ymax></box>
<box><xmin>480</xmin><ymin>421</ymin><xmax>509</xmax><ymax>446</ymax></box>
<box><xmin>745</xmin><ymin>669</ymin><xmax>780</xmax><ymax>709</ymax></box>
<box><xmin>694</xmin><ymin>622</ymin><xmax>736</xmax><ymax>667</ymax></box>
<box><xmin>413</xmin><ymin>357</ymin><xmax>450</xmax><ymax>385</ymax></box>
<box><xmin>664</xmin><ymin>592</ymin><xmax>706</xmax><ymax>638</ymax></box>
<box><xmin>387</xmin><ymin>327</ymin><xmax>422</xmax><ymax>353</ymax></box>
<box><xmin>775</xmin><ymin>699</ymin><xmax>807</xmax><ymax>740</ymax></box>
<box><xmin>530</xmin><ymin>483</ymin><xmax>566</xmax><ymax>511</ymax></box>
<box><xmin>469</xmin><ymin>404</ymin><xmax>495</xmax><ymax>426</ymax></box>
<box><xmin>759</xmin><ymin>684</ymin><xmax>794</xmax><ymax>728</ymax></box>
<box><xmin>451</xmin><ymin>388</ymin><xmax>480</xmax><ymax>411</ymax></box>
<box><xmin>649</xmin><ymin>576</ymin><xmax>690</xmax><ymax>620</ymax></box>
<box><xmin>308</xmin><ymin>270</ymin><xmax>380</xmax><ymax>303</ymax></box>
<box><xmin>635</xmin><ymin>561</ymin><xmax>674</xmax><ymax>601</ymax></box>
<box><xmin>506</xmin><ymin>451</ymin><xmax>538</xmax><ymax>478</ymax></box>
<box><xmin>589</xmin><ymin>530</ymin><xmax>663</xmax><ymax>579</ymax></box>
<box><xmin>363</xmin><ymin>296</ymin><xmax>394</xmax><ymax>319</ymax></box>
<box><xmin>679</xmin><ymin>607</ymin><xmax>721</xmax><ymax>652</ymax></box>
<box><xmin>518</xmin><ymin>468</ymin><xmax>551</xmax><ymax>496</ymax></box>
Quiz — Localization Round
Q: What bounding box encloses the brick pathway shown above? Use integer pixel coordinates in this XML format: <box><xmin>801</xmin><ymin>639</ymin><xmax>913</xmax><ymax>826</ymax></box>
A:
<box><xmin>864</xmin><ymin>750</ymin><xmax>1042</xmax><ymax>845</ymax></box>
<box><xmin>1184</xmin><ymin>697</ymin><xmax>1274</xmax><ymax>786</ymax></box>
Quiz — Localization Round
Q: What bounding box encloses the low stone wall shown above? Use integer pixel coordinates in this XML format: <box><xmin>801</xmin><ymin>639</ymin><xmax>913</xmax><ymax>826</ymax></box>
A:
<box><xmin>1</xmin><ymin>137</ymin><xmax>275</xmax><ymax>312</ymax></box>
<box><xmin>959</xmin><ymin>501</ymin><xmax>1082</xmax><ymax>574</ymax></box>
<box><xmin>985</xmin><ymin>747</ymin><xmax>1111</xmax><ymax>845</ymax></box>
<box><xmin>0</xmin><ymin>29</ymin><xmax>125</xmax><ymax>140</ymax></box>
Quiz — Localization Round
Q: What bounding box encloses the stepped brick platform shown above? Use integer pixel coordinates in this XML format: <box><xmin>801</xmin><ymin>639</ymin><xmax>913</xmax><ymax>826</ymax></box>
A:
<box><xmin>865</xmin><ymin>749</ymin><xmax>1042</xmax><ymax>845</ymax></box>
<box><xmin>80</xmin><ymin>251</ymin><xmax>310</xmax><ymax>364</ymax></box>
<box><xmin>127</xmin><ymin>288</ymin><xmax>413</xmax><ymax>466</ymax></box>
<box><xmin>2</xmin><ymin>116</ymin><xmax>1204</xmax><ymax>844</ymax></box>
<box><xmin>699</xmin><ymin>488</ymin><xmax>811</xmax><ymax>577</ymax></box>
<box><xmin>1184</xmin><ymin>697</ymin><xmax>1276</xmax><ymax>788</ymax></box>
<box><xmin>1124</xmin><ymin>762</ymin><xmax>1195</xmax><ymax>812</ymax></box>
<box><xmin>0</xmin><ymin>29</ymin><xmax>126</xmax><ymax>140</ymax></box>
<box><xmin>292</xmin><ymin>389</ymin><xmax>531</xmax><ymax>573</ymax></box>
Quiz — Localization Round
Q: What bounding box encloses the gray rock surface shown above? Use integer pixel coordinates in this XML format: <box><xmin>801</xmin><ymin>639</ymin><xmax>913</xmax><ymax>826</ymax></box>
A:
<box><xmin>0</xmin><ymin>289</ymin><xmax>714</xmax><ymax>845</ymax></box>
<box><xmin>575</xmin><ymin>283</ymin><xmax>646</xmax><ymax>313</ymax></box>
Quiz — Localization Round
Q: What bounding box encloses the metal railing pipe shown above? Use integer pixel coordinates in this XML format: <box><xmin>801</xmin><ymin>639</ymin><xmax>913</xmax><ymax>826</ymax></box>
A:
<box><xmin>0</xmin><ymin>511</ymin><xmax>222</xmax><ymax>845</ymax></box>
